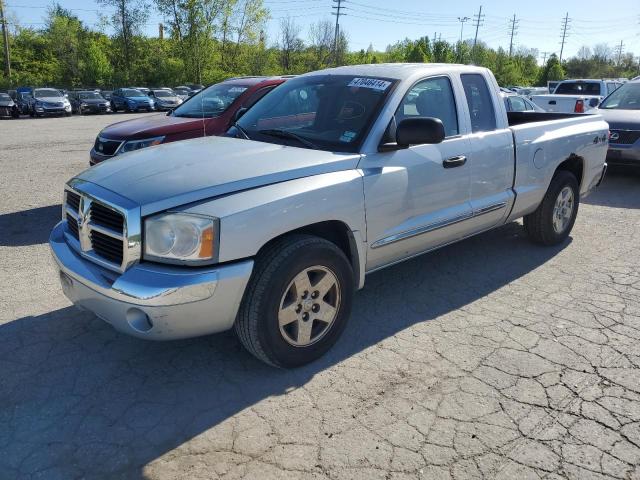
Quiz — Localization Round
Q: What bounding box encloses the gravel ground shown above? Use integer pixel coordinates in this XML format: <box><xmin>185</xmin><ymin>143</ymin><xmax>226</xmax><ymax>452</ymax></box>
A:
<box><xmin>1</xmin><ymin>114</ymin><xmax>640</xmax><ymax>480</ymax></box>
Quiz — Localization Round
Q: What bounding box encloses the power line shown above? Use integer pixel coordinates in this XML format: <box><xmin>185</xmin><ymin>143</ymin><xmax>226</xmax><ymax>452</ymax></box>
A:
<box><xmin>508</xmin><ymin>14</ymin><xmax>519</xmax><ymax>57</ymax></box>
<box><xmin>559</xmin><ymin>12</ymin><xmax>571</xmax><ymax>63</ymax></box>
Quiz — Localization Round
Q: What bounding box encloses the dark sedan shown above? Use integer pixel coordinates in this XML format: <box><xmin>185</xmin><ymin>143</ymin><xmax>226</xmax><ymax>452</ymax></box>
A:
<box><xmin>597</xmin><ymin>80</ymin><xmax>640</xmax><ymax>167</ymax></box>
<box><xmin>69</xmin><ymin>91</ymin><xmax>112</xmax><ymax>114</ymax></box>
<box><xmin>0</xmin><ymin>92</ymin><xmax>19</xmax><ymax>118</ymax></box>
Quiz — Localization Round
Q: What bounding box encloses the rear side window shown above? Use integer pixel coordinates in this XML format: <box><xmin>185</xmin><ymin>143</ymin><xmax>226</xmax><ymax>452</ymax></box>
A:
<box><xmin>461</xmin><ymin>74</ymin><xmax>497</xmax><ymax>132</ymax></box>
<box><xmin>555</xmin><ymin>82</ymin><xmax>601</xmax><ymax>95</ymax></box>
<box><xmin>396</xmin><ymin>76</ymin><xmax>459</xmax><ymax>137</ymax></box>
<box><xmin>507</xmin><ymin>96</ymin><xmax>528</xmax><ymax>112</ymax></box>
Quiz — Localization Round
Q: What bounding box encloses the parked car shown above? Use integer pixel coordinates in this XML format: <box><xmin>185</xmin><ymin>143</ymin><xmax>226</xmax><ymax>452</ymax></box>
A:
<box><xmin>109</xmin><ymin>88</ymin><xmax>155</xmax><ymax>113</ymax></box>
<box><xmin>501</xmin><ymin>92</ymin><xmax>546</xmax><ymax>112</ymax></box>
<box><xmin>69</xmin><ymin>91</ymin><xmax>112</xmax><ymax>114</ymax></box>
<box><xmin>52</xmin><ymin>64</ymin><xmax>608</xmax><ymax>367</ymax></box>
<box><xmin>184</xmin><ymin>83</ymin><xmax>205</xmax><ymax>93</ymax></box>
<box><xmin>28</xmin><ymin>88</ymin><xmax>72</xmax><ymax>117</ymax></box>
<box><xmin>0</xmin><ymin>92</ymin><xmax>20</xmax><ymax>118</ymax></box>
<box><xmin>90</xmin><ymin>76</ymin><xmax>288</xmax><ymax>164</ymax></box>
<box><xmin>531</xmin><ymin>79</ymin><xmax>624</xmax><ymax>114</ymax></box>
<box><xmin>148</xmin><ymin>89</ymin><xmax>183</xmax><ymax>111</ymax></box>
<box><xmin>133</xmin><ymin>87</ymin><xmax>151</xmax><ymax>96</ymax></box>
<box><xmin>15</xmin><ymin>87</ymin><xmax>34</xmax><ymax>115</ymax></box>
<box><xmin>172</xmin><ymin>86</ymin><xmax>193</xmax><ymax>100</ymax></box>
<box><xmin>596</xmin><ymin>79</ymin><xmax>640</xmax><ymax>167</ymax></box>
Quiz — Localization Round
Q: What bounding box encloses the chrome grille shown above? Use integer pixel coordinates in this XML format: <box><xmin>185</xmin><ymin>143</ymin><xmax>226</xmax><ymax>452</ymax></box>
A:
<box><xmin>90</xmin><ymin>202</ymin><xmax>124</xmax><ymax>233</ymax></box>
<box><xmin>610</xmin><ymin>130</ymin><xmax>640</xmax><ymax>145</ymax></box>
<box><xmin>63</xmin><ymin>186</ymin><xmax>135</xmax><ymax>272</ymax></box>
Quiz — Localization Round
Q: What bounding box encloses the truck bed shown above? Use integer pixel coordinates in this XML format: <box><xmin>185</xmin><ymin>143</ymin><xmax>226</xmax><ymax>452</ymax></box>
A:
<box><xmin>507</xmin><ymin>111</ymin><xmax>586</xmax><ymax>126</ymax></box>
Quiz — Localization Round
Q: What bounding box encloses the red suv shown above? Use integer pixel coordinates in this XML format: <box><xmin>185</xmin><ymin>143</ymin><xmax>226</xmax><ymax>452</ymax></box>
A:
<box><xmin>90</xmin><ymin>76</ymin><xmax>290</xmax><ymax>165</ymax></box>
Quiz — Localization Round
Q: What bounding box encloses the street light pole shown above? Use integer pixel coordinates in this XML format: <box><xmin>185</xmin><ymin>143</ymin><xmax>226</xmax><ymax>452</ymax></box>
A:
<box><xmin>458</xmin><ymin>16</ymin><xmax>470</xmax><ymax>43</ymax></box>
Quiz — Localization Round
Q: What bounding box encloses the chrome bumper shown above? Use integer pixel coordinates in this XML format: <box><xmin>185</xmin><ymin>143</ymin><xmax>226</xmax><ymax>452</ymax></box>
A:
<box><xmin>50</xmin><ymin>221</ymin><xmax>253</xmax><ymax>340</ymax></box>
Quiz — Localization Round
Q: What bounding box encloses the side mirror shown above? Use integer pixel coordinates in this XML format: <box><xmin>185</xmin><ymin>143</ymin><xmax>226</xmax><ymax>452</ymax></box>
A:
<box><xmin>589</xmin><ymin>98</ymin><xmax>600</xmax><ymax>108</ymax></box>
<box><xmin>396</xmin><ymin>117</ymin><xmax>445</xmax><ymax>147</ymax></box>
<box><xmin>234</xmin><ymin>107</ymin><xmax>248</xmax><ymax>122</ymax></box>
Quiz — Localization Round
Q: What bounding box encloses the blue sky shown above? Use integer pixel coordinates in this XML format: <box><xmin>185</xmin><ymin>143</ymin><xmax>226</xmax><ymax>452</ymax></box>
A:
<box><xmin>5</xmin><ymin>0</ymin><xmax>640</xmax><ymax>63</ymax></box>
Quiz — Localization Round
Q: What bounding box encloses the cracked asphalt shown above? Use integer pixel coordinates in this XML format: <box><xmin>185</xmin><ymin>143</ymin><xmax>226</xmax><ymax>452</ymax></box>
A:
<box><xmin>1</xmin><ymin>114</ymin><xmax>640</xmax><ymax>480</ymax></box>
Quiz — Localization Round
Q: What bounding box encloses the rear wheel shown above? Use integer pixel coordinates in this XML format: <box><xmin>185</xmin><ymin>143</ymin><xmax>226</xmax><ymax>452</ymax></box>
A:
<box><xmin>235</xmin><ymin>234</ymin><xmax>354</xmax><ymax>368</ymax></box>
<box><xmin>524</xmin><ymin>170</ymin><xmax>579</xmax><ymax>245</ymax></box>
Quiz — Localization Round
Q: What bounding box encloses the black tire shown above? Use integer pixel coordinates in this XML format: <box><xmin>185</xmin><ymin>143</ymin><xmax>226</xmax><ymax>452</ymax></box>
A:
<box><xmin>110</xmin><ymin>101</ymin><xmax>117</xmax><ymax>112</ymax></box>
<box><xmin>235</xmin><ymin>234</ymin><xmax>354</xmax><ymax>368</ymax></box>
<box><xmin>524</xmin><ymin>170</ymin><xmax>580</xmax><ymax>246</ymax></box>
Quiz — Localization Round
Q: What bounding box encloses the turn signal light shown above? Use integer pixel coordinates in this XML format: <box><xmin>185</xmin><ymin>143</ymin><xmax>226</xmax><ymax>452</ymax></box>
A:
<box><xmin>574</xmin><ymin>100</ymin><xmax>585</xmax><ymax>113</ymax></box>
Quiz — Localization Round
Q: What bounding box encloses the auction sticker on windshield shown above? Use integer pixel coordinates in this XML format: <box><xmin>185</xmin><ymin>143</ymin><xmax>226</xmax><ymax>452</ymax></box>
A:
<box><xmin>347</xmin><ymin>78</ymin><xmax>392</xmax><ymax>91</ymax></box>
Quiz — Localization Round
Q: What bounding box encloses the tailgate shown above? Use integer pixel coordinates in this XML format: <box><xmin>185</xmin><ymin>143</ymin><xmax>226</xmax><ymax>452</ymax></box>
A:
<box><xmin>530</xmin><ymin>95</ymin><xmax>581</xmax><ymax>113</ymax></box>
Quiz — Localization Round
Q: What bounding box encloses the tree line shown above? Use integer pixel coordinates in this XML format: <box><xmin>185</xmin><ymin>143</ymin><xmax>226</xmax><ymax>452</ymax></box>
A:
<box><xmin>1</xmin><ymin>0</ymin><xmax>638</xmax><ymax>90</ymax></box>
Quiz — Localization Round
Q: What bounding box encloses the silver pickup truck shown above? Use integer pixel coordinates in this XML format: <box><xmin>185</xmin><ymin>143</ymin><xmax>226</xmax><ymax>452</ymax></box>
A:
<box><xmin>50</xmin><ymin>64</ymin><xmax>608</xmax><ymax>367</ymax></box>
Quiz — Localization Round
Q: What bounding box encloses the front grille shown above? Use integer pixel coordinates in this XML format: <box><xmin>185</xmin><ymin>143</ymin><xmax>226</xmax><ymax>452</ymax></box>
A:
<box><xmin>63</xmin><ymin>188</ymin><xmax>131</xmax><ymax>271</ymax></box>
<box><xmin>94</xmin><ymin>137</ymin><xmax>123</xmax><ymax>156</ymax></box>
<box><xmin>66</xmin><ymin>191</ymin><xmax>80</xmax><ymax>212</ymax></box>
<box><xmin>90</xmin><ymin>230</ymin><xmax>124</xmax><ymax>265</ymax></box>
<box><xmin>66</xmin><ymin>213</ymin><xmax>79</xmax><ymax>240</ymax></box>
<box><xmin>610</xmin><ymin>130</ymin><xmax>640</xmax><ymax>145</ymax></box>
<box><xmin>90</xmin><ymin>203</ymin><xmax>124</xmax><ymax>233</ymax></box>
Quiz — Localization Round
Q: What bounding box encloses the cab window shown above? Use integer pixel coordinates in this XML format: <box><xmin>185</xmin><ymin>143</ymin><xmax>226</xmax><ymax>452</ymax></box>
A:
<box><xmin>461</xmin><ymin>74</ymin><xmax>497</xmax><ymax>132</ymax></box>
<box><xmin>395</xmin><ymin>76</ymin><xmax>459</xmax><ymax>137</ymax></box>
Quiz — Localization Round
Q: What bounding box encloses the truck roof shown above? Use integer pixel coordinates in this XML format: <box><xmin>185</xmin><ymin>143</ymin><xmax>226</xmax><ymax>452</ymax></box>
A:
<box><xmin>301</xmin><ymin>63</ymin><xmax>489</xmax><ymax>81</ymax></box>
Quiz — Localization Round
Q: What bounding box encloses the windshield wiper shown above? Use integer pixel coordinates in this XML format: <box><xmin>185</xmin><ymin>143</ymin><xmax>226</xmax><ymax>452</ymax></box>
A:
<box><xmin>234</xmin><ymin>122</ymin><xmax>252</xmax><ymax>140</ymax></box>
<box><xmin>258</xmin><ymin>129</ymin><xmax>318</xmax><ymax>150</ymax></box>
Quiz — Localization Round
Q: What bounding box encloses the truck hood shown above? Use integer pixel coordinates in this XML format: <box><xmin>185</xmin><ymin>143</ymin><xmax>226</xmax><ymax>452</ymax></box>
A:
<box><xmin>100</xmin><ymin>113</ymin><xmax>209</xmax><ymax>139</ymax></box>
<box><xmin>596</xmin><ymin>109</ymin><xmax>640</xmax><ymax>130</ymax></box>
<box><xmin>77</xmin><ymin>136</ymin><xmax>361</xmax><ymax>215</ymax></box>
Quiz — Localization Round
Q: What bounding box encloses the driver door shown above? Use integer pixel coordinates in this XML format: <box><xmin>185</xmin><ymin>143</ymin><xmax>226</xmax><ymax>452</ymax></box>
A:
<box><xmin>362</xmin><ymin>75</ymin><xmax>473</xmax><ymax>271</ymax></box>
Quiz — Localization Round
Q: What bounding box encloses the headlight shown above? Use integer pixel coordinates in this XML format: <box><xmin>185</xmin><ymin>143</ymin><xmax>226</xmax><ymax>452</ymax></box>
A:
<box><xmin>35</xmin><ymin>101</ymin><xmax>43</xmax><ymax>107</ymax></box>
<box><xmin>80</xmin><ymin>102</ymin><xmax>88</xmax><ymax>107</ymax></box>
<box><xmin>119</xmin><ymin>136</ymin><xmax>165</xmax><ymax>154</ymax></box>
<box><xmin>144</xmin><ymin>213</ymin><xmax>218</xmax><ymax>263</ymax></box>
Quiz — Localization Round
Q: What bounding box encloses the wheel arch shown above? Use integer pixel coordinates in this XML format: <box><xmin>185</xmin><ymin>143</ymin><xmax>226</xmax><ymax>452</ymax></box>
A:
<box><xmin>255</xmin><ymin>220</ymin><xmax>365</xmax><ymax>290</ymax></box>
<box><xmin>555</xmin><ymin>154</ymin><xmax>584</xmax><ymax>189</ymax></box>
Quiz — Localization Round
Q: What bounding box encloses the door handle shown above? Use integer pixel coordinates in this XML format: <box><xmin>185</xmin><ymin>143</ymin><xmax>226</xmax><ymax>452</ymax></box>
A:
<box><xmin>442</xmin><ymin>155</ymin><xmax>467</xmax><ymax>168</ymax></box>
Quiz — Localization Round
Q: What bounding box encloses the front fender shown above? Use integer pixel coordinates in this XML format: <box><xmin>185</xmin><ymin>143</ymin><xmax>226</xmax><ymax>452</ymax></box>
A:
<box><xmin>181</xmin><ymin>170</ymin><xmax>367</xmax><ymax>283</ymax></box>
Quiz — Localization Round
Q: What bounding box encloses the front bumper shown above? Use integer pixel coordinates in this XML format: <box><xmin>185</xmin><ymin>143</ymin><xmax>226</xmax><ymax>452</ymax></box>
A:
<box><xmin>607</xmin><ymin>145</ymin><xmax>640</xmax><ymax>165</ymax></box>
<box><xmin>50</xmin><ymin>221</ymin><xmax>253</xmax><ymax>340</ymax></box>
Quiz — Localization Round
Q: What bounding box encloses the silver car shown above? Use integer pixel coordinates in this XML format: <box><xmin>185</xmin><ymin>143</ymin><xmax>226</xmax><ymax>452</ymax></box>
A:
<box><xmin>29</xmin><ymin>88</ymin><xmax>72</xmax><ymax>117</ymax></box>
<box><xmin>596</xmin><ymin>80</ymin><xmax>640</xmax><ymax>166</ymax></box>
<box><xmin>148</xmin><ymin>89</ymin><xmax>183</xmax><ymax>111</ymax></box>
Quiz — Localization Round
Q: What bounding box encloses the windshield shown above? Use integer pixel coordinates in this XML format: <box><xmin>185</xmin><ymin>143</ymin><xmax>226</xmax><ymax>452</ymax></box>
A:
<box><xmin>34</xmin><ymin>89</ymin><xmax>62</xmax><ymax>98</ymax></box>
<box><xmin>153</xmin><ymin>90</ymin><xmax>173</xmax><ymax>98</ymax></box>
<box><xmin>172</xmin><ymin>83</ymin><xmax>248</xmax><ymax>118</ymax></box>
<box><xmin>555</xmin><ymin>82</ymin><xmax>601</xmax><ymax>95</ymax></box>
<box><xmin>79</xmin><ymin>92</ymin><xmax>103</xmax><ymax>100</ymax></box>
<box><xmin>0</xmin><ymin>93</ymin><xmax>10</xmax><ymax>100</ymax></box>
<box><xmin>235</xmin><ymin>75</ymin><xmax>396</xmax><ymax>153</ymax></box>
<box><xmin>599</xmin><ymin>83</ymin><xmax>640</xmax><ymax>110</ymax></box>
<box><xmin>174</xmin><ymin>88</ymin><xmax>190</xmax><ymax>95</ymax></box>
<box><xmin>122</xmin><ymin>89</ymin><xmax>145</xmax><ymax>97</ymax></box>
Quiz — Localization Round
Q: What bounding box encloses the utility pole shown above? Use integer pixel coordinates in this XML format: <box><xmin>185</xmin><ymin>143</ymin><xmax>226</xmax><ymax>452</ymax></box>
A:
<box><xmin>615</xmin><ymin>40</ymin><xmax>624</xmax><ymax>65</ymax></box>
<box><xmin>158</xmin><ymin>23</ymin><xmax>164</xmax><ymax>40</ymax></box>
<box><xmin>559</xmin><ymin>12</ymin><xmax>570</xmax><ymax>63</ymax></box>
<box><xmin>458</xmin><ymin>17</ymin><xmax>469</xmax><ymax>43</ymax></box>
<box><xmin>508</xmin><ymin>14</ymin><xmax>519</xmax><ymax>57</ymax></box>
<box><xmin>0</xmin><ymin>0</ymin><xmax>11</xmax><ymax>79</ymax></box>
<box><xmin>540</xmin><ymin>51</ymin><xmax>551</xmax><ymax>65</ymax></box>
<box><xmin>331</xmin><ymin>0</ymin><xmax>344</xmax><ymax>66</ymax></box>
<box><xmin>472</xmin><ymin>5</ymin><xmax>484</xmax><ymax>62</ymax></box>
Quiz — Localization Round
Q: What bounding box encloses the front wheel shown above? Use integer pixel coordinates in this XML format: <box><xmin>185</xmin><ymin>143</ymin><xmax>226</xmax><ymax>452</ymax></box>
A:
<box><xmin>524</xmin><ymin>170</ymin><xmax>579</xmax><ymax>245</ymax></box>
<box><xmin>235</xmin><ymin>234</ymin><xmax>354</xmax><ymax>368</ymax></box>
